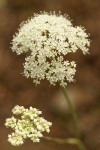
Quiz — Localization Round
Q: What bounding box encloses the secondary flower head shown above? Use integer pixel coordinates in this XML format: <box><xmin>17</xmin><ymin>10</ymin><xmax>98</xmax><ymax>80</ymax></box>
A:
<box><xmin>5</xmin><ymin>105</ymin><xmax>52</xmax><ymax>146</ymax></box>
<box><xmin>12</xmin><ymin>12</ymin><xmax>90</xmax><ymax>87</ymax></box>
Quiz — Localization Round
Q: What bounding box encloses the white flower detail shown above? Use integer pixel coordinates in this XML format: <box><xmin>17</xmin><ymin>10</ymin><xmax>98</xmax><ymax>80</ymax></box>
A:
<box><xmin>5</xmin><ymin>105</ymin><xmax>52</xmax><ymax>146</ymax></box>
<box><xmin>11</xmin><ymin>12</ymin><xmax>90</xmax><ymax>87</ymax></box>
<box><xmin>8</xmin><ymin>133</ymin><xmax>24</xmax><ymax>146</ymax></box>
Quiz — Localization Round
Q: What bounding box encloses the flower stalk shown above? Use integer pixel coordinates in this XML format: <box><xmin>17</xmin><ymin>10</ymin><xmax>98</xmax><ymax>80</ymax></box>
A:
<box><xmin>43</xmin><ymin>136</ymin><xmax>86</xmax><ymax>150</ymax></box>
<box><xmin>43</xmin><ymin>136</ymin><xmax>80</xmax><ymax>144</ymax></box>
<box><xmin>61</xmin><ymin>87</ymin><xmax>80</xmax><ymax>138</ymax></box>
<box><xmin>61</xmin><ymin>87</ymin><xmax>86</xmax><ymax>150</ymax></box>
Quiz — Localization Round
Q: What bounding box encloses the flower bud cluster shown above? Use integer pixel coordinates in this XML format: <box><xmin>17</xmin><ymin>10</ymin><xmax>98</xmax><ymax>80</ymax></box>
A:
<box><xmin>5</xmin><ymin>105</ymin><xmax>52</xmax><ymax>146</ymax></box>
<box><xmin>12</xmin><ymin>12</ymin><xmax>90</xmax><ymax>87</ymax></box>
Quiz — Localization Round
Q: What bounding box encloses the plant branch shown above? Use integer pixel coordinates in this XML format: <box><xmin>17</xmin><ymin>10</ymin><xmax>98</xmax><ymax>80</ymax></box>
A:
<box><xmin>60</xmin><ymin>87</ymin><xmax>87</xmax><ymax>150</ymax></box>
<box><xmin>61</xmin><ymin>87</ymin><xmax>80</xmax><ymax>138</ymax></box>
<box><xmin>43</xmin><ymin>136</ymin><xmax>86</xmax><ymax>150</ymax></box>
<box><xmin>43</xmin><ymin>136</ymin><xmax>79</xmax><ymax>144</ymax></box>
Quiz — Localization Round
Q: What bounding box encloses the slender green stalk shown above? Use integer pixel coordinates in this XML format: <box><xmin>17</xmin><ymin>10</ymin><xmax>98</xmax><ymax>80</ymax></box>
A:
<box><xmin>43</xmin><ymin>136</ymin><xmax>86</xmax><ymax>150</ymax></box>
<box><xmin>61</xmin><ymin>87</ymin><xmax>80</xmax><ymax>138</ymax></box>
<box><xmin>43</xmin><ymin>88</ymin><xmax>86</xmax><ymax>150</ymax></box>
<box><xmin>61</xmin><ymin>87</ymin><xmax>86</xmax><ymax>150</ymax></box>
<box><xmin>43</xmin><ymin>136</ymin><xmax>80</xmax><ymax>145</ymax></box>
<box><xmin>77</xmin><ymin>141</ymin><xmax>87</xmax><ymax>150</ymax></box>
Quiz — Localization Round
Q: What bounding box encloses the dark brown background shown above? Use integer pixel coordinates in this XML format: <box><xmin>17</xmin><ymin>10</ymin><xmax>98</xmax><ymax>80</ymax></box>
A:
<box><xmin>0</xmin><ymin>0</ymin><xmax>100</xmax><ymax>150</ymax></box>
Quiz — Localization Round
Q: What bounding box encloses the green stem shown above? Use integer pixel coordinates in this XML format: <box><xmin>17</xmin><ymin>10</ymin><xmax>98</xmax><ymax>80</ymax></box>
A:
<box><xmin>43</xmin><ymin>136</ymin><xmax>80</xmax><ymax>144</ymax></box>
<box><xmin>77</xmin><ymin>141</ymin><xmax>87</xmax><ymax>150</ymax></box>
<box><xmin>61</xmin><ymin>87</ymin><xmax>80</xmax><ymax>138</ymax></box>
<box><xmin>61</xmin><ymin>87</ymin><xmax>86</xmax><ymax>150</ymax></box>
<box><xmin>43</xmin><ymin>136</ymin><xmax>86</xmax><ymax>150</ymax></box>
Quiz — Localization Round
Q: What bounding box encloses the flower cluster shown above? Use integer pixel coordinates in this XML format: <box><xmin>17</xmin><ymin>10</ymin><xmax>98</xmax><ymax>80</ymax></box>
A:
<box><xmin>12</xmin><ymin>12</ymin><xmax>90</xmax><ymax>87</ymax></box>
<box><xmin>5</xmin><ymin>105</ymin><xmax>52</xmax><ymax>146</ymax></box>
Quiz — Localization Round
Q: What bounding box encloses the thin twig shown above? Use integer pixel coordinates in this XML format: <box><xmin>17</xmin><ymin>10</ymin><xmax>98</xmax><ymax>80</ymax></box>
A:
<box><xmin>43</xmin><ymin>136</ymin><xmax>86</xmax><ymax>150</ymax></box>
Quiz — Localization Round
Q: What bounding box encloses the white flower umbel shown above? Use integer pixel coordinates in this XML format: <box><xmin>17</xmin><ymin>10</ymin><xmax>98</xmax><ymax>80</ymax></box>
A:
<box><xmin>5</xmin><ymin>105</ymin><xmax>52</xmax><ymax>146</ymax></box>
<box><xmin>11</xmin><ymin>12</ymin><xmax>90</xmax><ymax>87</ymax></box>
